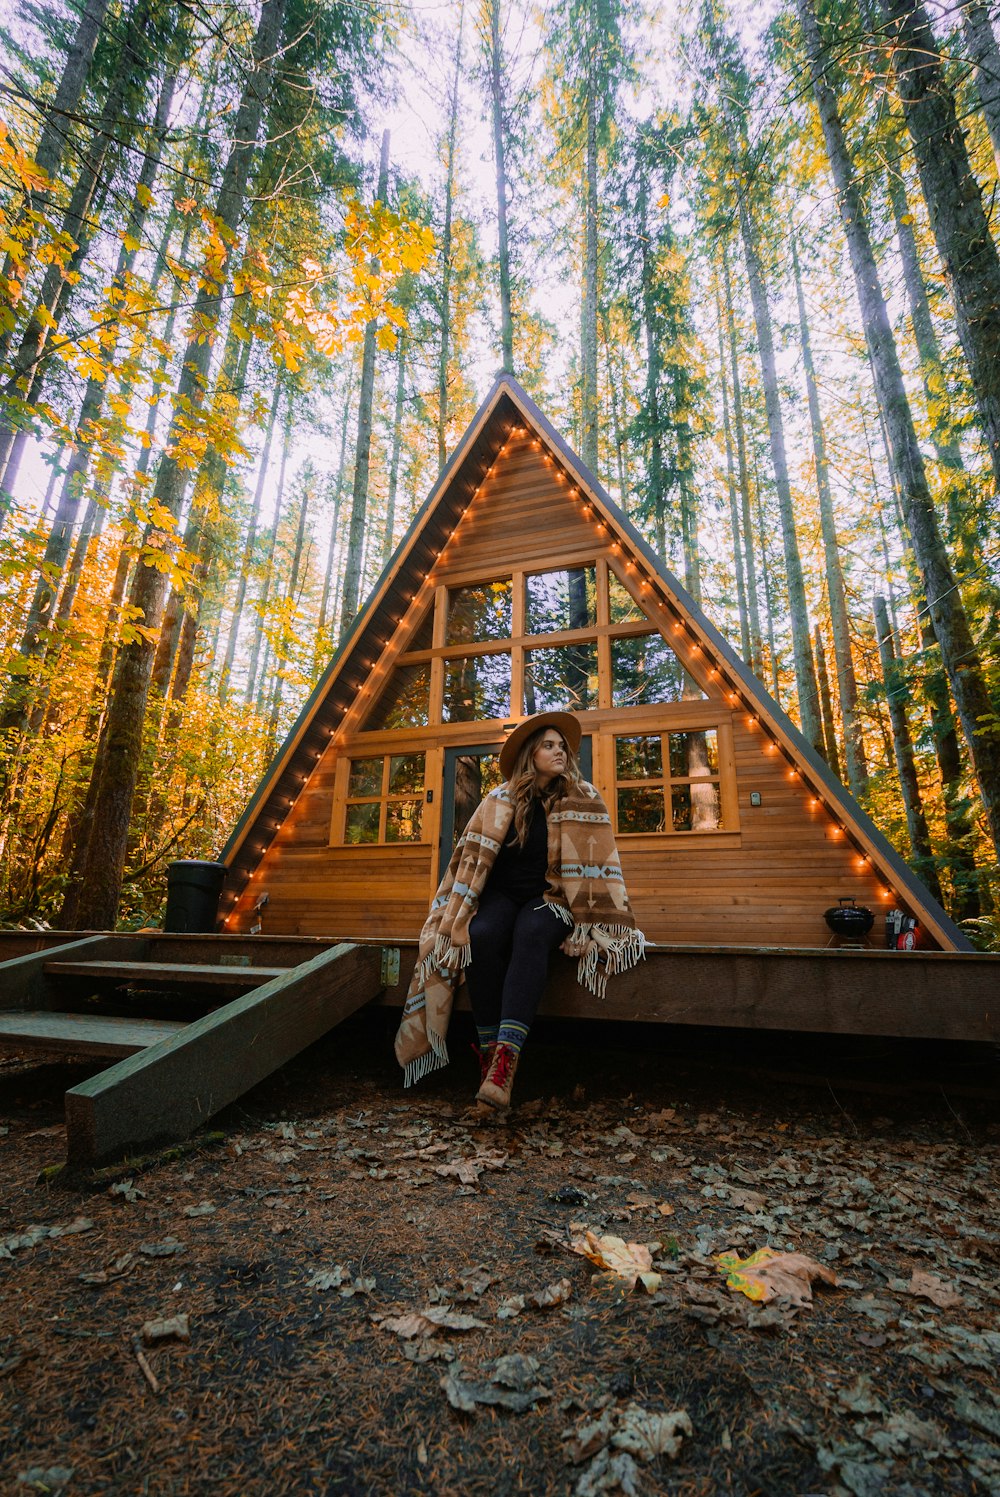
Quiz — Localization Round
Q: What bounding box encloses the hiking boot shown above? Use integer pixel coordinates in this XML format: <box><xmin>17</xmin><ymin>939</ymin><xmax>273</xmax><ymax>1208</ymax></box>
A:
<box><xmin>472</xmin><ymin>1040</ymin><xmax>497</xmax><ymax>1085</ymax></box>
<box><xmin>476</xmin><ymin>1042</ymin><xmax>519</xmax><ymax>1111</ymax></box>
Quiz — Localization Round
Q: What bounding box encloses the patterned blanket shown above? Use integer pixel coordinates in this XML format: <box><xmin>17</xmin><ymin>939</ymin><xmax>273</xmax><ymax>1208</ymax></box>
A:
<box><xmin>394</xmin><ymin>781</ymin><xmax>645</xmax><ymax>1086</ymax></box>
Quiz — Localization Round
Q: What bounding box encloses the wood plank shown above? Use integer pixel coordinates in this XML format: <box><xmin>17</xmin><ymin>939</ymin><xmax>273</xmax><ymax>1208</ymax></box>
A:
<box><xmin>63</xmin><ymin>942</ymin><xmax>385</xmax><ymax>1165</ymax></box>
<box><xmin>0</xmin><ymin>1011</ymin><xmax>186</xmax><ymax>1057</ymax></box>
<box><xmin>374</xmin><ymin>945</ymin><xmax>998</xmax><ymax>1043</ymax></box>
<box><xmin>0</xmin><ymin>934</ymin><xmax>145</xmax><ymax>1012</ymax></box>
<box><xmin>42</xmin><ymin>960</ymin><xmax>290</xmax><ymax>987</ymax></box>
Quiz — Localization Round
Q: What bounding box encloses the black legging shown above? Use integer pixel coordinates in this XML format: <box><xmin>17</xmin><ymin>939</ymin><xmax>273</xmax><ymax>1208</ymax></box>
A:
<box><xmin>465</xmin><ymin>886</ymin><xmax>566</xmax><ymax>1035</ymax></box>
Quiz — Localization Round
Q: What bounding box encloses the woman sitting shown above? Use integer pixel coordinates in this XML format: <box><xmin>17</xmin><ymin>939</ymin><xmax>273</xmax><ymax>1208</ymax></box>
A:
<box><xmin>395</xmin><ymin>710</ymin><xmax>645</xmax><ymax>1111</ymax></box>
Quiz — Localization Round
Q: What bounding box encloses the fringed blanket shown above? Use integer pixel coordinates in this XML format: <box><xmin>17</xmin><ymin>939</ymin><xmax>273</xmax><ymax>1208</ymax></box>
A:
<box><xmin>395</xmin><ymin>781</ymin><xmax>645</xmax><ymax>1086</ymax></box>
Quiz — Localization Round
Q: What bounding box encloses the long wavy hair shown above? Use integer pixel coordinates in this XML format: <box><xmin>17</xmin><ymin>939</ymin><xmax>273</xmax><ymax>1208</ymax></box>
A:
<box><xmin>507</xmin><ymin>726</ymin><xmax>582</xmax><ymax>847</ymax></box>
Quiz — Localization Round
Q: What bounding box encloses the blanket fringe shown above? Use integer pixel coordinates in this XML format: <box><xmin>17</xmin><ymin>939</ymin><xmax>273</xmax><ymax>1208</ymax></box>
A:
<box><xmin>574</xmin><ymin>924</ymin><xmax>646</xmax><ymax>1000</ymax></box>
<box><xmin>403</xmin><ymin>1028</ymin><xmax>449</xmax><ymax>1089</ymax></box>
<box><xmin>412</xmin><ymin>933</ymin><xmax>472</xmax><ymax>992</ymax></box>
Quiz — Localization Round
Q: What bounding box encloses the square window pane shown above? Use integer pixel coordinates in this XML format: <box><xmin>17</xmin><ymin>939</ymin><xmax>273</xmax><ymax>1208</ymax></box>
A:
<box><xmin>364</xmin><ymin>663</ymin><xmax>430</xmax><ymax>730</ymax></box>
<box><xmin>611</xmin><ymin>632</ymin><xmax>705</xmax><ymax>707</ymax></box>
<box><xmin>669</xmin><ymin>729</ymin><xmax>719</xmax><ymax>778</ymax></box>
<box><xmin>442</xmin><ymin>652</ymin><xmax>511</xmax><ymax>722</ymax></box>
<box><xmin>671</xmin><ymin>783</ymin><xmax>721</xmax><ymax>832</ymax></box>
<box><xmin>615</xmin><ymin>735</ymin><xmax>663</xmax><ymax>780</ymax></box>
<box><xmin>348</xmin><ymin>758</ymin><xmax>382</xmax><ymax>797</ymax></box>
<box><xmin>608</xmin><ymin>573</ymin><xmax>644</xmax><ymax>623</ymax></box>
<box><xmin>525</xmin><ymin>566</ymin><xmax>597</xmax><ymax>634</ymax></box>
<box><xmin>446</xmin><ymin>581</ymin><xmax>512</xmax><ymax>644</ymax></box>
<box><xmin>524</xmin><ymin>641</ymin><xmax>598</xmax><ymax>713</ymax></box>
<box><xmin>389</xmin><ymin>753</ymin><xmax>424</xmax><ymax>794</ymax></box>
<box><xmin>345</xmin><ymin>802</ymin><xmax>380</xmax><ymax>843</ymax></box>
<box><xmin>386</xmin><ymin>800</ymin><xmax>423</xmax><ymax>842</ymax></box>
<box><xmin>617</xmin><ymin>786</ymin><xmax>665</xmax><ymax>833</ymax></box>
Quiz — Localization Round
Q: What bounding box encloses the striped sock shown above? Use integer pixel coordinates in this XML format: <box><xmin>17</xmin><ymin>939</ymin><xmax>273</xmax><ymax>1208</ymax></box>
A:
<box><xmin>497</xmin><ymin>1020</ymin><xmax>530</xmax><ymax>1055</ymax></box>
<box><xmin>476</xmin><ymin>1025</ymin><xmax>499</xmax><ymax>1051</ymax></box>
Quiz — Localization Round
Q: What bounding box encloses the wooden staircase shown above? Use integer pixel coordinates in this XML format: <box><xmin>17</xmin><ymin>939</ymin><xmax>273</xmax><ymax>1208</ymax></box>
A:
<box><xmin>0</xmin><ymin>933</ymin><xmax>394</xmax><ymax>1164</ymax></box>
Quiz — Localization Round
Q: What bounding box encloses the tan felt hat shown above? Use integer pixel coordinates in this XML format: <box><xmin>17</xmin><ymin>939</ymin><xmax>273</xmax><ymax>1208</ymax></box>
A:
<box><xmin>499</xmin><ymin>710</ymin><xmax>583</xmax><ymax>779</ymax></box>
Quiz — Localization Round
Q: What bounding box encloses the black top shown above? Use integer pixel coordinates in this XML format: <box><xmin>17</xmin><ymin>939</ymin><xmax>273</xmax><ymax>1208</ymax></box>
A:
<box><xmin>488</xmin><ymin>801</ymin><xmax>549</xmax><ymax>904</ymax></box>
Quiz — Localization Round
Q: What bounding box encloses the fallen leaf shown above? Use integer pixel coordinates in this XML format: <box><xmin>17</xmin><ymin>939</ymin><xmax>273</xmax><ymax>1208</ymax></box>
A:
<box><xmin>141</xmin><ymin>1313</ymin><xmax>190</xmax><ymax>1345</ymax></box>
<box><xmin>78</xmin><ymin>1252</ymin><xmax>134</xmax><ymax>1286</ymax></box>
<box><xmin>139</xmin><ymin>1239</ymin><xmax>185</xmax><ymax>1259</ymax></box>
<box><xmin>613</xmin><ymin>1404</ymin><xmax>693</xmax><ymax>1460</ymax></box>
<box><xmin>715</xmin><ymin>1248</ymin><xmax>837</xmax><ymax>1305</ymax></box>
<box><xmin>374</xmin><ymin>1306</ymin><xmax>487</xmax><ymax>1339</ymax></box>
<box><xmin>542</xmin><ymin>1228</ymin><xmax>662</xmax><ymax>1293</ymax></box>
<box><xmin>434</xmin><ymin>1160</ymin><xmax>482</xmax><ymax>1185</ymax></box>
<box><xmin>109</xmin><ymin>1180</ymin><xmax>146</xmax><ymax>1202</ymax></box>
<box><xmin>183</xmin><ymin>1201</ymin><xmax>216</xmax><ymax>1218</ymax></box>
<box><xmin>440</xmin><ymin>1354</ymin><xmax>551</xmax><ymax>1414</ymax></box>
<box><xmin>906</xmin><ymin>1270</ymin><xmax>962</xmax><ymax>1309</ymax></box>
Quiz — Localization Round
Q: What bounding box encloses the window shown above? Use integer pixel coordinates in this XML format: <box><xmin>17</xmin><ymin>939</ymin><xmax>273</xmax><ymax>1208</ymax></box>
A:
<box><xmin>442</xmin><ymin>653</ymin><xmax>511</xmax><ymax>722</ymax></box>
<box><xmin>344</xmin><ymin>753</ymin><xmax>425</xmax><ymax>843</ymax></box>
<box><xmin>524</xmin><ymin>641</ymin><xmax>598</xmax><ymax>712</ymax></box>
<box><xmin>525</xmin><ymin>566</ymin><xmax>597</xmax><ymax>634</ymax></box>
<box><xmin>447</xmin><ymin>580</ymin><xmax>512</xmax><ymax>643</ymax></box>
<box><xmin>614</xmin><ymin>731</ymin><xmax>722</xmax><ymax>833</ymax></box>
<box><xmin>365</xmin><ymin>662</ymin><xmax>431</xmax><ymax>730</ymax></box>
<box><xmin>611</xmin><ymin>632</ymin><xmax>705</xmax><ymax>707</ymax></box>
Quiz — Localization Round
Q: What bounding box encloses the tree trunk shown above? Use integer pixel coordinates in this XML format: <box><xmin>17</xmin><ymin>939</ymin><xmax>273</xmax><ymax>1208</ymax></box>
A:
<box><xmin>637</xmin><ymin>165</ymin><xmax>665</xmax><ymax>559</ymax></box>
<box><xmin>581</xmin><ymin>59</ymin><xmax>600</xmax><ymax>475</ymax></box>
<box><xmin>722</xmin><ymin>245</ymin><xmax>764</xmax><ymax>677</ymax></box>
<box><xmin>798</xmin><ymin>0</ymin><xmax>1000</xmax><ymax>859</ymax></box>
<box><xmin>0</xmin><ymin>59</ymin><xmax>179</xmax><ymax>736</ymax></box>
<box><xmin>600</xmin><ymin>305</ymin><xmax>629</xmax><ymax>511</ymax></box>
<box><xmin>958</xmin><ymin>0</ymin><xmax>1000</xmax><ymax>180</ymax></box>
<box><xmin>884</xmin><ymin>165</ymin><xmax>971</xmax><ymax>558</ymax></box>
<box><xmin>487</xmin><ymin>0</ymin><xmax>514</xmax><ymax>372</ymax></box>
<box><xmin>0</xmin><ymin>0</ymin><xmax>156</xmax><ymax>478</ymax></box>
<box><xmin>884</xmin><ymin>0</ymin><xmax>1000</xmax><ymax>493</ymax></box>
<box><xmin>437</xmin><ymin>2</ymin><xmax>464</xmax><ymax>471</ymax></box>
<box><xmin>813</xmin><ymin>624</ymin><xmax>843</xmax><ymax>779</ymax></box>
<box><xmin>873</xmin><ymin>594</ymin><xmax>943</xmax><ymax>901</ymax></box>
<box><xmin>0</xmin><ymin>0</ymin><xmax>112</xmax><ymax>365</ymax></box>
<box><xmin>715</xmin><ymin>282</ymin><xmax>751</xmax><ymax>664</ymax></box>
<box><xmin>384</xmin><ymin>333</ymin><xmax>407</xmax><ymax>566</ymax></box>
<box><xmin>339</xmin><ymin>130</ymin><xmax>390</xmax><ymax>635</ymax></box>
<box><xmin>729</xmin><ymin>162</ymin><xmax>824</xmax><ymax>755</ymax></box>
<box><xmin>219</xmin><ymin>381</ymin><xmax>283</xmax><ymax>702</ymax></box>
<box><xmin>65</xmin><ymin>0</ymin><xmax>288</xmax><ymax>930</ymax></box>
<box><xmin>245</xmin><ymin>399</ymin><xmax>293</xmax><ymax>706</ymax></box>
<box><xmin>755</xmin><ymin>481</ymin><xmax>783</xmax><ymax>703</ymax></box>
<box><xmin>318</xmin><ymin>377</ymin><xmax>354</xmax><ymax>642</ymax></box>
<box><xmin>791</xmin><ymin>228</ymin><xmax>867</xmax><ymax>794</ymax></box>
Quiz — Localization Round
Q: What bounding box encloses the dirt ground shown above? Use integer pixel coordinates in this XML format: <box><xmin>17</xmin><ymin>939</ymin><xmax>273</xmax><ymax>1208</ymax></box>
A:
<box><xmin>1</xmin><ymin>1013</ymin><xmax>999</xmax><ymax>1497</ymax></box>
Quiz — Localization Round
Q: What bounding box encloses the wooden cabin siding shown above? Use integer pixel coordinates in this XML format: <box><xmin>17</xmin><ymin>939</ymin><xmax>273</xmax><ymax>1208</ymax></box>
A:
<box><xmin>225</xmin><ymin>424</ymin><xmax>940</xmax><ymax>952</ymax></box>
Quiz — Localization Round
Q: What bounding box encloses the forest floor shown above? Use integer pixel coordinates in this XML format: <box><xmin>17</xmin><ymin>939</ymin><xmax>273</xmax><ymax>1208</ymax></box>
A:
<box><xmin>1</xmin><ymin>1012</ymin><xmax>999</xmax><ymax>1497</ymax></box>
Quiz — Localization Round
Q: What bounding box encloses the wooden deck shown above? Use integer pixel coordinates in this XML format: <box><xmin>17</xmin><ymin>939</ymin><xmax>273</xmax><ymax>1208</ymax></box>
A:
<box><xmin>0</xmin><ymin>930</ymin><xmax>994</xmax><ymax>1163</ymax></box>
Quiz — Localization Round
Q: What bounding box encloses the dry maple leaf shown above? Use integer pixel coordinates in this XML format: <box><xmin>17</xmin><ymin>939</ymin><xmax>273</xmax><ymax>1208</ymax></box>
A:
<box><xmin>906</xmin><ymin>1270</ymin><xmax>962</xmax><ymax>1309</ymax></box>
<box><xmin>715</xmin><ymin>1249</ymin><xmax>837</xmax><ymax>1305</ymax></box>
<box><xmin>546</xmin><ymin>1229</ymin><xmax>662</xmax><ymax>1293</ymax></box>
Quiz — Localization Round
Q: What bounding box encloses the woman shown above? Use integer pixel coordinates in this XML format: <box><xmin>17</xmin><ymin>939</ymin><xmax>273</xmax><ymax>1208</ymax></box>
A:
<box><xmin>394</xmin><ymin>710</ymin><xmax>644</xmax><ymax>1111</ymax></box>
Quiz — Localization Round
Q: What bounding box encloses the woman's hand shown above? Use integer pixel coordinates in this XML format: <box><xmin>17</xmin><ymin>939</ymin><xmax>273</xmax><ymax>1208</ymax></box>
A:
<box><xmin>560</xmin><ymin>934</ymin><xmax>589</xmax><ymax>957</ymax></box>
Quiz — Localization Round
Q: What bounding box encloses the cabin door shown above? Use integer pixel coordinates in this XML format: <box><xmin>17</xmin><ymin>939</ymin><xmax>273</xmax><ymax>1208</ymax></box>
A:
<box><xmin>439</xmin><ymin>737</ymin><xmax>593</xmax><ymax>879</ymax></box>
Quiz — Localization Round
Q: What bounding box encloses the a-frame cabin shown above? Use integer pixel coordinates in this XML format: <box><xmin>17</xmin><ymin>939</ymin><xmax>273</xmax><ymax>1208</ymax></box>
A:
<box><xmin>220</xmin><ymin>375</ymin><xmax>969</xmax><ymax>957</ymax></box>
<box><xmin>3</xmin><ymin>376</ymin><xmax>990</xmax><ymax>1165</ymax></box>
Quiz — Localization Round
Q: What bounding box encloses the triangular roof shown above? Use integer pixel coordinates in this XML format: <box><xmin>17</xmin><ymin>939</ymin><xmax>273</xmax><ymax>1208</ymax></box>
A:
<box><xmin>220</xmin><ymin>374</ymin><xmax>970</xmax><ymax>951</ymax></box>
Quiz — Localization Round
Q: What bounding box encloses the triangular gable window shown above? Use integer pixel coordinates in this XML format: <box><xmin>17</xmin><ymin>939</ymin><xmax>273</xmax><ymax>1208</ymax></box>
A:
<box><xmin>360</xmin><ymin>558</ymin><xmax>704</xmax><ymax>731</ymax></box>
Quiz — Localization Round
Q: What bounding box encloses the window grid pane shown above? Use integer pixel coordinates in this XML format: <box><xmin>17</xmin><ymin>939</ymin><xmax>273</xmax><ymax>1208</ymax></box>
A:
<box><xmin>613</xmin><ymin>733</ymin><xmax>723</xmax><ymax>833</ymax></box>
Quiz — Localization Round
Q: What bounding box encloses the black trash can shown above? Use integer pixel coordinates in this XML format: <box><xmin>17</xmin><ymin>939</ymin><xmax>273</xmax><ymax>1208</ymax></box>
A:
<box><xmin>164</xmin><ymin>859</ymin><xmax>227</xmax><ymax>933</ymax></box>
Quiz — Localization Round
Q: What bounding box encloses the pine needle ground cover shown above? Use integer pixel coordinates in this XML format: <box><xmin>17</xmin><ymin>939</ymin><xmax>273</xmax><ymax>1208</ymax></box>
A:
<box><xmin>1</xmin><ymin>1017</ymin><xmax>998</xmax><ymax>1496</ymax></box>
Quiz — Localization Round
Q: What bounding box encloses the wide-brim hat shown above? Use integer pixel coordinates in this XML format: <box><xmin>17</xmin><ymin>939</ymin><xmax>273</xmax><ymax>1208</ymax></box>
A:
<box><xmin>499</xmin><ymin>711</ymin><xmax>582</xmax><ymax>779</ymax></box>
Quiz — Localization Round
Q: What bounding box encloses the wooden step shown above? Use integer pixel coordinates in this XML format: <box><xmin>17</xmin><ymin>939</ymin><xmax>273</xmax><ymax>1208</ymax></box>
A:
<box><xmin>42</xmin><ymin>959</ymin><xmax>289</xmax><ymax>988</ymax></box>
<box><xmin>0</xmin><ymin>1011</ymin><xmax>187</xmax><ymax>1057</ymax></box>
